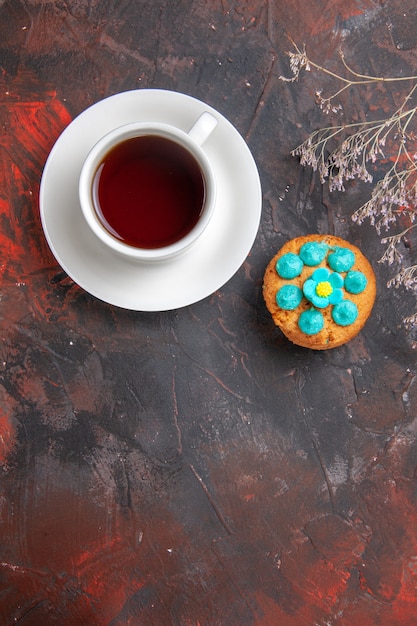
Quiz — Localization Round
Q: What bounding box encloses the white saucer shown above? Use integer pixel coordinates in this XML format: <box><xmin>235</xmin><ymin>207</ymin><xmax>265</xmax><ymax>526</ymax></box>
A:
<box><xmin>40</xmin><ymin>89</ymin><xmax>262</xmax><ymax>311</ymax></box>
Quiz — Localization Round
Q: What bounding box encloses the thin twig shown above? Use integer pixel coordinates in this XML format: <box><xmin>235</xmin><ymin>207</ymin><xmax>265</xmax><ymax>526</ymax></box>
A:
<box><xmin>281</xmin><ymin>41</ymin><xmax>417</xmax><ymax>325</ymax></box>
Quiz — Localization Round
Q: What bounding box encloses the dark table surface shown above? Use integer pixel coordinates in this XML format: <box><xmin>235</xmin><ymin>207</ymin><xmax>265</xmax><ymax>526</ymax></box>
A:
<box><xmin>1</xmin><ymin>1</ymin><xmax>417</xmax><ymax>625</ymax></box>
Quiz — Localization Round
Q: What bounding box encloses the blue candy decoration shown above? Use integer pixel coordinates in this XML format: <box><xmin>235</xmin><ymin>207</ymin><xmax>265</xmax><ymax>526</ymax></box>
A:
<box><xmin>298</xmin><ymin>309</ymin><xmax>324</xmax><ymax>335</ymax></box>
<box><xmin>332</xmin><ymin>300</ymin><xmax>358</xmax><ymax>326</ymax></box>
<box><xmin>299</xmin><ymin>241</ymin><xmax>328</xmax><ymax>266</ymax></box>
<box><xmin>276</xmin><ymin>285</ymin><xmax>303</xmax><ymax>310</ymax></box>
<box><xmin>344</xmin><ymin>270</ymin><xmax>367</xmax><ymax>294</ymax></box>
<box><xmin>327</xmin><ymin>247</ymin><xmax>355</xmax><ymax>272</ymax></box>
<box><xmin>276</xmin><ymin>253</ymin><xmax>304</xmax><ymax>279</ymax></box>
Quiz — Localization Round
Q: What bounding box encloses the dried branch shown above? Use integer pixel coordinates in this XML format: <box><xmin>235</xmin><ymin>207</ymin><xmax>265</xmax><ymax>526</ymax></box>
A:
<box><xmin>281</xmin><ymin>41</ymin><xmax>417</xmax><ymax>325</ymax></box>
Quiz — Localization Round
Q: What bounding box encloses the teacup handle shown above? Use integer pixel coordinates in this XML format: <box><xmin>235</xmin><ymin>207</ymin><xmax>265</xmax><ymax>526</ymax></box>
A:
<box><xmin>187</xmin><ymin>111</ymin><xmax>218</xmax><ymax>146</ymax></box>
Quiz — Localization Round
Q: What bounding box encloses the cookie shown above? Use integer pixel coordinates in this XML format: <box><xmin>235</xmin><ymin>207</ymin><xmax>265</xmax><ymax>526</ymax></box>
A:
<box><xmin>263</xmin><ymin>234</ymin><xmax>376</xmax><ymax>349</ymax></box>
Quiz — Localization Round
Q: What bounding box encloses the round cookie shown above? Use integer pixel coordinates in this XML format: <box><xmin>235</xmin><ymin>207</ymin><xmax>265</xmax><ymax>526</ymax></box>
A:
<box><xmin>263</xmin><ymin>234</ymin><xmax>376</xmax><ymax>349</ymax></box>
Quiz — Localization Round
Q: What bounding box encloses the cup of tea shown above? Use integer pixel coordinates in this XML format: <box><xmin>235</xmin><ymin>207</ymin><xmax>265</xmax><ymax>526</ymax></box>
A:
<box><xmin>79</xmin><ymin>111</ymin><xmax>218</xmax><ymax>261</ymax></box>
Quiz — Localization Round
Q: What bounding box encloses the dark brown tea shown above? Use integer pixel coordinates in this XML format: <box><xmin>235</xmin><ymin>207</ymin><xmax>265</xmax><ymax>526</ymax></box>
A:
<box><xmin>92</xmin><ymin>135</ymin><xmax>206</xmax><ymax>249</ymax></box>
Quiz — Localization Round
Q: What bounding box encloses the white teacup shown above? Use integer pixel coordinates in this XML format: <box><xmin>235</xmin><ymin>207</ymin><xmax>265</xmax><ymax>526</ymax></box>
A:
<box><xmin>79</xmin><ymin>111</ymin><xmax>218</xmax><ymax>261</ymax></box>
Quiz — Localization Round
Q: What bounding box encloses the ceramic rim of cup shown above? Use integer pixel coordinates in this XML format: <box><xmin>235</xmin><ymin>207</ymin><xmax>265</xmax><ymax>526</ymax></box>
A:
<box><xmin>79</xmin><ymin>122</ymin><xmax>216</xmax><ymax>261</ymax></box>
